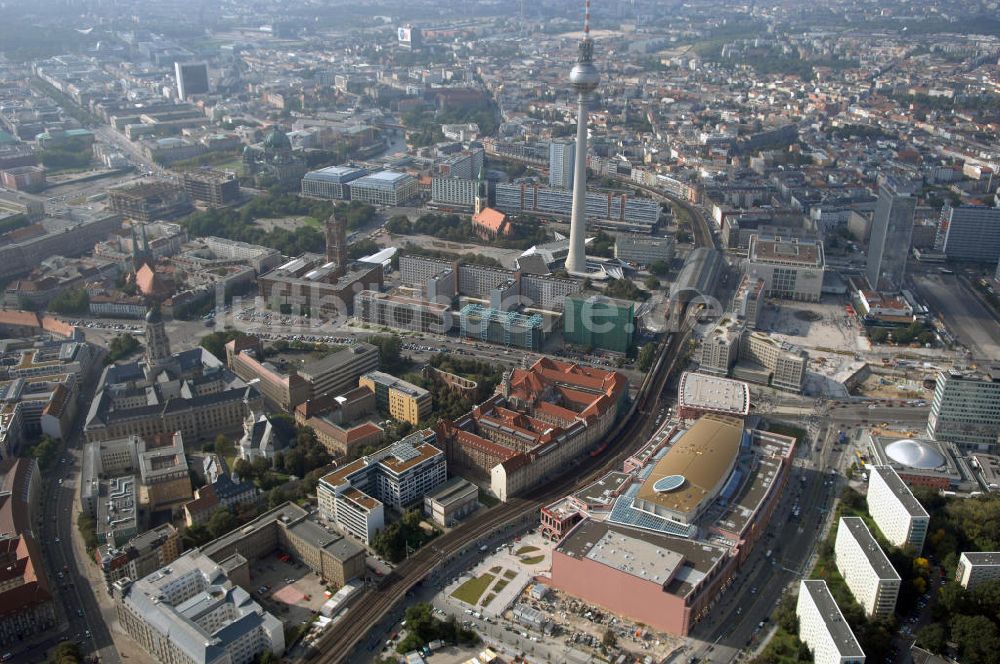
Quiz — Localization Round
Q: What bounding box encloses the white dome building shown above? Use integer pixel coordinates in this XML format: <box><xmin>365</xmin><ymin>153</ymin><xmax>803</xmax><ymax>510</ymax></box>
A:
<box><xmin>867</xmin><ymin>433</ymin><xmax>976</xmax><ymax>492</ymax></box>
<box><xmin>884</xmin><ymin>439</ymin><xmax>946</xmax><ymax>470</ymax></box>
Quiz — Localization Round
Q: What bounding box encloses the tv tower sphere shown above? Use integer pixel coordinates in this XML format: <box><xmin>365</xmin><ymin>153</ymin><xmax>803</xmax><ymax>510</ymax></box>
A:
<box><xmin>570</xmin><ymin>42</ymin><xmax>600</xmax><ymax>94</ymax></box>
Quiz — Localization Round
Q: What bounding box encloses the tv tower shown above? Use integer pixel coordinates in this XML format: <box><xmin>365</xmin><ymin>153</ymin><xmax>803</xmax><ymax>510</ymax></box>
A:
<box><xmin>564</xmin><ymin>0</ymin><xmax>600</xmax><ymax>275</ymax></box>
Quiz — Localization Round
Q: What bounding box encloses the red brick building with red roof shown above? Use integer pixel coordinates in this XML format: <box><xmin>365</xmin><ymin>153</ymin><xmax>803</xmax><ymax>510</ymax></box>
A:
<box><xmin>437</xmin><ymin>358</ymin><xmax>628</xmax><ymax>501</ymax></box>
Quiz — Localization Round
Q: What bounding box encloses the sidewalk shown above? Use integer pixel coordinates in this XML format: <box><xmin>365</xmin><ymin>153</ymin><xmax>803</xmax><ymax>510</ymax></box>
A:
<box><xmin>68</xmin><ymin>462</ymin><xmax>157</xmax><ymax>664</ymax></box>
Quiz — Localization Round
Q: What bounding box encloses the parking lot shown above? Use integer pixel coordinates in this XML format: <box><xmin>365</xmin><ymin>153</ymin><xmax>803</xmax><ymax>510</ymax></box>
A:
<box><xmin>249</xmin><ymin>552</ymin><xmax>328</xmax><ymax>625</ymax></box>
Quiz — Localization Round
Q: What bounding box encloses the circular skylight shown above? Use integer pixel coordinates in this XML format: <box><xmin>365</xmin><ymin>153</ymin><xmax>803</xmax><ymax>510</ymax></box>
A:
<box><xmin>653</xmin><ymin>475</ymin><xmax>686</xmax><ymax>492</ymax></box>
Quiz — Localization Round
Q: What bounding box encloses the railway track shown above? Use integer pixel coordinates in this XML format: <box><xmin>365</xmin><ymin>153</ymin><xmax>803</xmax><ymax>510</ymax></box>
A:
<box><xmin>307</xmin><ymin>190</ymin><xmax>715</xmax><ymax>664</ymax></box>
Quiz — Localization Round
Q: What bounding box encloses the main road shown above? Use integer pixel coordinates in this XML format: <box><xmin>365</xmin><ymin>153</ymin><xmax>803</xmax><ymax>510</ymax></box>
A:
<box><xmin>18</xmin><ymin>363</ymin><xmax>124</xmax><ymax>664</ymax></box>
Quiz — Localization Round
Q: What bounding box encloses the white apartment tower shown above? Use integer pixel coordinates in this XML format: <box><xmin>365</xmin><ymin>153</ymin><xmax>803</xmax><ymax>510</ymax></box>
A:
<box><xmin>549</xmin><ymin>139</ymin><xmax>576</xmax><ymax>190</ymax></box>
<box><xmin>796</xmin><ymin>580</ymin><xmax>866</xmax><ymax>664</ymax></box>
<box><xmin>956</xmin><ymin>552</ymin><xmax>1000</xmax><ymax>590</ymax></box>
<box><xmin>834</xmin><ymin>517</ymin><xmax>901</xmax><ymax>618</ymax></box>
<box><xmin>867</xmin><ymin>465</ymin><xmax>930</xmax><ymax>551</ymax></box>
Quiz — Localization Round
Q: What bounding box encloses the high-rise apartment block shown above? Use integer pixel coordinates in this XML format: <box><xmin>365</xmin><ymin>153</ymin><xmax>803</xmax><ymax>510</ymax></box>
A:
<box><xmin>796</xmin><ymin>580</ymin><xmax>866</xmax><ymax>664</ymax></box>
<box><xmin>549</xmin><ymin>139</ymin><xmax>576</xmax><ymax>190</ymax></box>
<box><xmin>181</xmin><ymin>169</ymin><xmax>240</xmax><ymax>207</ymax></box>
<box><xmin>867</xmin><ymin>465</ymin><xmax>929</xmax><ymax>551</ymax></box>
<box><xmin>563</xmin><ymin>294</ymin><xmax>635</xmax><ymax>354</ymax></box>
<box><xmin>174</xmin><ymin>62</ymin><xmax>209</xmax><ymax>100</ymax></box>
<box><xmin>431</xmin><ymin>176</ymin><xmax>477</xmax><ymax>208</ymax></box>
<box><xmin>956</xmin><ymin>551</ymin><xmax>1000</xmax><ymax>590</ymax></box>
<box><xmin>927</xmin><ymin>369</ymin><xmax>1000</xmax><ymax>452</ymax></box>
<box><xmin>834</xmin><ymin>517</ymin><xmax>900</xmax><ymax>618</ymax></box>
<box><xmin>935</xmin><ymin>205</ymin><xmax>1000</xmax><ymax>264</ymax></box>
<box><xmin>732</xmin><ymin>276</ymin><xmax>765</xmax><ymax>329</ymax></box>
<box><xmin>866</xmin><ymin>179</ymin><xmax>915</xmax><ymax>293</ymax></box>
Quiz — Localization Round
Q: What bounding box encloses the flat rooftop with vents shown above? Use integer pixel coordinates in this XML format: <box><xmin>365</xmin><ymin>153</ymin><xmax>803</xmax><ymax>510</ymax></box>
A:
<box><xmin>677</xmin><ymin>371</ymin><xmax>750</xmax><ymax>418</ymax></box>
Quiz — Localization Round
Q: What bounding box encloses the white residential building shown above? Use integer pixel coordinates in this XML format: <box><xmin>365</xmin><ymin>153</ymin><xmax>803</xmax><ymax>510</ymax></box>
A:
<box><xmin>431</xmin><ymin>176</ymin><xmax>477</xmax><ymax>208</ymax></box>
<box><xmin>316</xmin><ymin>430</ymin><xmax>447</xmax><ymax>544</ymax></box>
<box><xmin>549</xmin><ymin>139</ymin><xmax>575</xmax><ymax>190</ymax></box>
<box><xmin>956</xmin><ymin>551</ymin><xmax>1000</xmax><ymax>590</ymax></box>
<box><xmin>796</xmin><ymin>580</ymin><xmax>866</xmax><ymax>664</ymax></box>
<box><xmin>867</xmin><ymin>466</ymin><xmax>930</xmax><ymax>551</ymax></box>
<box><xmin>834</xmin><ymin>517</ymin><xmax>901</xmax><ymax>618</ymax></box>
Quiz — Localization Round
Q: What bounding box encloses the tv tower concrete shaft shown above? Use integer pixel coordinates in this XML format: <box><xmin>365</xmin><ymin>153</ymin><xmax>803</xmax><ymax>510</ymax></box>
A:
<box><xmin>564</xmin><ymin>0</ymin><xmax>600</xmax><ymax>275</ymax></box>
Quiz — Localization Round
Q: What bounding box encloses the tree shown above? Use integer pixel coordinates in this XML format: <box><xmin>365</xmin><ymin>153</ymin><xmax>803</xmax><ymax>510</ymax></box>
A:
<box><xmin>601</xmin><ymin>628</ymin><xmax>617</xmax><ymax>649</ymax></box>
<box><xmin>604</xmin><ymin>277</ymin><xmax>647</xmax><ymax>301</ymax></box>
<box><xmin>182</xmin><ymin>523</ymin><xmax>212</xmax><ymax>549</ymax></box>
<box><xmin>284</xmin><ymin>448</ymin><xmax>305</xmax><ymax>478</ymax></box>
<box><xmin>25</xmin><ymin>434</ymin><xmax>59</xmax><ymax>470</ymax></box>
<box><xmin>48</xmin><ymin>288</ymin><xmax>89</xmax><ymax>314</ymax></box>
<box><xmin>643</xmin><ymin>276</ymin><xmax>661</xmax><ymax>290</ymax></box>
<box><xmin>970</xmin><ymin>578</ymin><xmax>1000</xmax><ymax>620</ymax></box>
<box><xmin>637</xmin><ymin>343</ymin><xmax>657</xmax><ymax>371</ymax></box>
<box><xmin>215</xmin><ymin>434</ymin><xmax>234</xmax><ymax>459</ymax></box>
<box><xmin>950</xmin><ymin>614</ymin><xmax>1000</xmax><ymax>664</ymax></box>
<box><xmin>936</xmin><ymin>581</ymin><xmax>969</xmax><ymax>617</ymax></box>
<box><xmin>915</xmin><ymin>623</ymin><xmax>947</xmax><ymax>654</ymax></box>
<box><xmin>233</xmin><ymin>458</ymin><xmax>253</xmax><ymax>482</ymax></box>
<box><xmin>649</xmin><ymin>260</ymin><xmax>670</xmax><ymax>276</ymax></box>
<box><xmin>76</xmin><ymin>511</ymin><xmax>98</xmax><ymax>551</ymax></box>
<box><xmin>253</xmin><ymin>651</ymin><xmax>275</xmax><ymax>664</ymax></box>
<box><xmin>366</xmin><ymin>334</ymin><xmax>405</xmax><ymax>372</ymax></box>
<box><xmin>49</xmin><ymin>640</ymin><xmax>83</xmax><ymax>664</ymax></box>
<box><xmin>774</xmin><ymin>594</ymin><xmax>799</xmax><ymax>633</ymax></box>
<box><xmin>840</xmin><ymin>487</ymin><xmax>866</xmax><ymax>511</ymax></box>
<box><xmin>251</xmin><ymin>456</ymin><xmax>271</xmax><ymax>478</ymax></box>
<box><xmin>207</xmin><ymin>508</ymin><xmax>237</xmax><ymax>539</ymax></box>
<box><xmin>200</xmin><ymin>330</ymin><xmax>249</xmax><ymax>363</ymax></box>
<box><xmin>105</xmin><ymin>333</ymin><xmax>141</xmax><ymax>364</ymax></box>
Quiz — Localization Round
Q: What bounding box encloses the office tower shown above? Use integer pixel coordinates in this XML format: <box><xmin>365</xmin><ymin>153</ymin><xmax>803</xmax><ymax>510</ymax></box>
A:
<box><xmin>564</xmin><ymin>0</ymin><xmax>600</xmax><ymax>275</ymax></box>
<box><xmin>866</xmin><ymin>179</ymin><xmax>915</xmax><ymax>293</ymax></box>
<box><xmin>927</xmin><ymin>369</ymin><xmax>1000</xmax><ymax>451</ymax></box>
<box><xmin>936</xmin><ymin>204</ymin><xmax>1000</xmax><ymax>264</ymax></box>
<box><xmin>174</xmin><ymin>62</ymin><xmax>209</xmax><ymax>100</ymax></box>
<box><xmin>549</xmin><ymin>139</ymin><xmax>576</xmax><ymax>190</ymax></box>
